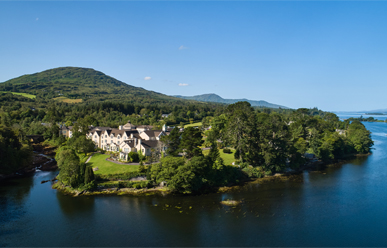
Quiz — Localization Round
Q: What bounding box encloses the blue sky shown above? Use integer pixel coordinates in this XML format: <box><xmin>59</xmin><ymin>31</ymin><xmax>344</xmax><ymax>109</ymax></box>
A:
<box><xmin>1</xmin><ymin>1</ymin><xmax>387</xmax><ymax>111</ymax></box>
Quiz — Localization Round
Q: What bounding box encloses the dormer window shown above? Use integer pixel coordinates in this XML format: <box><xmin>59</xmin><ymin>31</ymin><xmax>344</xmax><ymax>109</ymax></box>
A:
<box><xmin>118</xmin><ymin>135</ymin><xmax>121</xmax><ymax>139</ymax></box>
<box><xmin>111</xmin><ymin>135</ymin><xmax>113</xmax><ymax>139</ymax></box>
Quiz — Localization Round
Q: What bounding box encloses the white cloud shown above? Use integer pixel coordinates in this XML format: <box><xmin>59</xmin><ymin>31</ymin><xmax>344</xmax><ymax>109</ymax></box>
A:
<box><xmin>36</xmin><ymin>18</ymin><xmax>39</xmax><ymax>21</ymax></box>
<box><xmin>144</xmin><ymin>77</ymin><xmax>151</xmax><ymax>80</ymax></box>
<box><xmin>178</xmin><ymin>45</ymin><xmax>188</xmax><ymax>50</ymax></box>
<box><xmin>179</xmin><ymin>83</ymin><xmax>189</xmax><ymax>86</ymax></box>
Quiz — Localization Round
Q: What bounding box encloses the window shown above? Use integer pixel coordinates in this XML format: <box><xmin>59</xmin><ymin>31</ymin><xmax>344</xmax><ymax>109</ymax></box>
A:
<box><xmin>111</xmin><ymin>135</ymin><xmax>113</xmax><ymax>138</ymax></box>
<box><xmin>94</xmin><ymin>135</ymin><xmax>97</xmax><ymax>138</ymax></box>
<box><xmin>118</xmin><ymin>136</ymin><xmax>120</xmax><ymax>139</ymax></box>
<box><xmin>105</xmin><ymin>135</ymin><xmax>107</xmax><ymax>138</ymax></box>
<box><xmin>124</xmin><ymin>148</ymin><xmax>128</xmax><ymax>152</ymax></box>
<box><xmin>118</xmin><ymin>141</ymin><xmax>120</xmax><ymax>145</ymax></box>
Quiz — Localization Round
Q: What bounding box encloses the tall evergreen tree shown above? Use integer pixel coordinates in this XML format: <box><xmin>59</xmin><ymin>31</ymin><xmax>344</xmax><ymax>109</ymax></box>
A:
<box><xmin>224</xmin><ymin>101</ymin><xmax>258</xmax><ymax>164</ymax></box>
<box><xmin>160</xmin><ymin>127</ymin><xmax>181</xmax><ymax>156</ymax></box>
<box><xmin>180</xmin><ymin>127</ymin><xmax>203</xmax><ymax>158</ymax></box>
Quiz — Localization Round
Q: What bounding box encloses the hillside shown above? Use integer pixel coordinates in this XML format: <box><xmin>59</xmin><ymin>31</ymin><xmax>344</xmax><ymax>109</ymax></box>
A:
<box><xmin>0</xmin><ymin>67</ymin><xmax>180</xmax><ymax>104</ymax></box>
<box><xmin>174</xmin><ymin>93</ymin><xmax>289</xmax><ymax>109</ymax></box>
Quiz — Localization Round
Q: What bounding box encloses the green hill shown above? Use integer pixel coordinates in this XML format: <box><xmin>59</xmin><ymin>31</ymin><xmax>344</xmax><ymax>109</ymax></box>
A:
<box><xmin>0</xmin><ymin>67</ymin><xmax>180</xmax><ymax>104</ymax></box>
<box><xmin>174</xmin><ymin>93</ymin><xmax>289</xmax><ymax>109</ymax></box>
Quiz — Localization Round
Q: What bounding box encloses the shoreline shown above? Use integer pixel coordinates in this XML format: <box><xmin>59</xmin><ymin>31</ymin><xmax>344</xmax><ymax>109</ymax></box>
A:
<box><xmin>52</xmin><ymin>152</ymin><xmax>371</xmax><ymax>197</ymax></box>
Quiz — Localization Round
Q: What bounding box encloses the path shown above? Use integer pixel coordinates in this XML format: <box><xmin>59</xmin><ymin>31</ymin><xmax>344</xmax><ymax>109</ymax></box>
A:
<box><xmin>85</xmin><ymin>152</ymin><xmax>96</xmax><ymax>164</ymax></box>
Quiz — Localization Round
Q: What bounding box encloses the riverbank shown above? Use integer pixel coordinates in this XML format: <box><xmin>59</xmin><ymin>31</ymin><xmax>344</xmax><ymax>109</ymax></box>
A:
<box><xmin>0</xmin><ymin>143</ymin><xmax>57</xmax><ymax>182</ymax></box>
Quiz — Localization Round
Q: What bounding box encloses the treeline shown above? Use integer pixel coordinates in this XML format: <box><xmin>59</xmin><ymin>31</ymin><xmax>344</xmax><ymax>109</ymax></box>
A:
<box><xmin>145</xmin><ymin>102</ymin><xmax>373</xmax><ymax>193</ymax></box>
<box><xmin>0</xmin><ymin>92</ymin><xmax>220</xmax><ymax>131</ymax></box>
<box><xmin>202</xmin><ymin>103</ymin><xmax>373</xmax><ymax>173</ymax></box>
<box><xmin>0</xmin><ymin>124</ymin><xmax>33</xmax><ymax>174</ymax></box>
<box><xmin>347</xmin><ymin>115</ymin><xmax>382</xmax><ymax>122</ymax></box>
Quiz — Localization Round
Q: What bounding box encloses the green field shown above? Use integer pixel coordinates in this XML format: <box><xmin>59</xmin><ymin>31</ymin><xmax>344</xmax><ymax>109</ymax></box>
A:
<box><xmin>184</xmin><ymin>122</ymin><xmax>202</xmax><ymax>128</ymax></box>
<box><xmin>0</xmin><ymin>91</ymin><xmax>36</xmax><ymax>99</ymax></box>
<box><xmin>53</xmin><ymin>96</ymin><xmax>82</xmax><ymax>103</ymax></box>
<box><xmin>87</xmin><ymin>153</ymin><xmax>139</xmax><ymax>175</ymax></box>
<box><xmin>203</xmin><ymin>148</ymin><xmax>236</xmax><ymax>165</ymax></box>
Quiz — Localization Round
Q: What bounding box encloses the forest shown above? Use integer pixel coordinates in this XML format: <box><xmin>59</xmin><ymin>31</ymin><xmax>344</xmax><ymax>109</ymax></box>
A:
<box><xmin>0</xmin><ymin>67</ymin><xmax>374</xmax><ymax>194</ymax></box>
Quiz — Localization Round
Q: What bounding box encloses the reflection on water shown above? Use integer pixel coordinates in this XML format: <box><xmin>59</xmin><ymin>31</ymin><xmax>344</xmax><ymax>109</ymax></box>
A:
<box><xmin>1</xmin><ymin>121</ymin><xmax>387</xmax><ymax>246</ymax></box>
<box><xmin>56</xmin><ymin>193</ymin><xmax>95</xmax><ymax>216</ymax></box>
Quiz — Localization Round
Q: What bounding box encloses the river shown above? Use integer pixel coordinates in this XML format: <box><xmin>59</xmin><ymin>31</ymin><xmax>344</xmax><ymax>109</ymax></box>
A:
<box><xmin>1</xmin><ymin>120</ymin><xmax>387</xmax><ymax>246</ymax></box>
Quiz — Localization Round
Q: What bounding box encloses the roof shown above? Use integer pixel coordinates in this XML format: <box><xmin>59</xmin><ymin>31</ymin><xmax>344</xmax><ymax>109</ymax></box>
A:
<box><xmin>123</xmin><ymin>140</ymin><xmax>136</xmax><ymax>148</ymax></box>
<box><xmin>123</xmin><ymin>120</ymin><xmax>136</xmax><ymax>129</ymax></box>
<box><xmin>143</xmin><ymin>130</ymin><xmax>164</xmax><ymax>138</ymax></box>
<box><xmin>141</xmin><ymin>140</ymin><xmax>160</xmax><ymax>148</ymax></box>
<box><xmin>111</xmin><ymin>129</ymin><xmax>126</xmax><ymax>136</ymax></box>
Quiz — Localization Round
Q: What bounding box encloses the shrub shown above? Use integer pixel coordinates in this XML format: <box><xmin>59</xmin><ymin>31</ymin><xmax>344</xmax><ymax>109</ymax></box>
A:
<box><xmin>223</xmin><ymin>148</ymin><xmax>232</xmax><ymax>154</ymax></box>
<box><xmin>264</xmin><ymin>170</ymin><xmax>272</xmax><ymax>176</ymax></box>
<box><xmin>239</xmin><ymin>162</ymin><xmax>249</xmax><ymax>169</ymax></box>
<box><xmin>138</xmin><ymin>164</ymin><xmax>146</xmax><ymax>173</ymax></box>
<box><xmin>128</xmin><ymin>152</ymin><xmax>139</xmax><ymax>162</ymax></box>
<box><xmin>242</xmin><ymin>167</ymin><xmax>263</xmax><ymax>178</ymax></box>
<box><xmin>95</xmin><ymin>171</ymin><xmax>146</xmax><ymax>181</ymax></box>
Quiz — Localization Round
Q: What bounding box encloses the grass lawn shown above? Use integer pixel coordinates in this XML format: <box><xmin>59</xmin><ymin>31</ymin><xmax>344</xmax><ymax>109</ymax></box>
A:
<box><xmin>87</xmin><ymin>153</ymin><xmax>139</xmax><ymax>175</ymax></box>
<box><xmin>184</xmin><ymin>122</ymin><xmax>202</xmax><ymax>128</ymax></box>
<box><xmin>203</xmin><ymin>148</ymin><xmax>236</xmax><ymax>165</ymax></box>
<box><xmin>0</xmin><ymin>91</ymin><xmax>36</xmax><ymax>99</ymax></box>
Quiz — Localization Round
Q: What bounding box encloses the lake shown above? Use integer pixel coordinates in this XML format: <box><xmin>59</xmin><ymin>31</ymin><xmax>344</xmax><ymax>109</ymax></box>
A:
<box><xmin>1</xmin><ymin>120</ymin><xmax>387</xmax><ymax>246</ymax></box>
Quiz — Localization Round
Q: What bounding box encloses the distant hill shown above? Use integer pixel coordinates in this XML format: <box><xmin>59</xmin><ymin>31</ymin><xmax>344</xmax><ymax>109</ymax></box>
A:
<box><xmin>173</xmin><ymin>93</ymin><xmax>288</xmax><ymax>109</ymax></box>
<box><xmin>0</xmin><ymin>67</ymin><xmax>181</xmax><ymax>104</ymax></box>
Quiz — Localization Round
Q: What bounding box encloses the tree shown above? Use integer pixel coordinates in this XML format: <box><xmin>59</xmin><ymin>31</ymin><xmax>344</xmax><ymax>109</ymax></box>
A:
<box><xmin>224</xmin><ymin>102</ymin><xmax>258</xmax><ymax>164</ymax></box>
<box><xmin>160</xmin><ymin>127</ymin><xmax>181</xmax><ymax>156</ymax></box>
<box><xmin>84</xmin><ymin>165</ymin><xmax>95</xmax><ymax>184</ymax></box>
<box><xmin>67</xmin><ymin>135</ymin><xmax>95</xmax><ymax>156</ymax></box>
<box><xmin>180</xmin><ymin>127</ymin><xmax>203</xmax><ymax>158</ymax></box>
<box><xmin>257</xmin><ymin>113</ymin><xmax>289</xmax><ymax>173</ymax></box>
<box><xmin>138</xmin><ymin>150</ymin><xmax>146</xmax><ymax>163</ymax></box>
<box><xmin>65</xmin><ymin>120</ymin><xmax>73</xmax><ymax>127</ymax></box>
<box><xmin>0</xmin><ymin>125</ymin><xmax>32</xmax><ymax>173</ymax></box>
<box><xmin>56</xmin><ymin>147</ymin><xmax>81</xmax><ymax>187</ymax></box>
<box><xmin>347</xmin><ymin>121</ymin><xmax>373</xmax><ymax>154</ymax></box>
<box><xmin>150</xmin><ymin>156</ymin><xmax>185</xmax><ymax>184</ymax></box>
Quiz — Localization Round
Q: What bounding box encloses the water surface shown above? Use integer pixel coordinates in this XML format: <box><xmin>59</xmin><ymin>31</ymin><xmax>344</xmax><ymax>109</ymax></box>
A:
<box><xmin>1</xmin><ymin>121</ymin><xmax>387</xmax><ymax>246</ymax></box>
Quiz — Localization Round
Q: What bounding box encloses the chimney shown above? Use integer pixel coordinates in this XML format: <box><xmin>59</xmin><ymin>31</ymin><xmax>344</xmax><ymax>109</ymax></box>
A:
<box><xmin>162</xmin><ymin>124</ymin><xmax>167</xmax><ymax>132</ymax></box>
<box><xmin>131</xmin><ymin>133</ymin><xmax>133</xmax><ymax>139</ymax></box>
<box><xmin>119</xmin><ymin>125</ymin><xmax>123</xmax><ymax>130</ymax></box>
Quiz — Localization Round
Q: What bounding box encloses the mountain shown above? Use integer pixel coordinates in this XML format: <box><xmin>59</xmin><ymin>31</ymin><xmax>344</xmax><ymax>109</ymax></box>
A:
<box><xmin>173</xmin><ymin>93</ymin><xmax>289</xmax><ymax>109</ymax></box>
<box><xmin>0</xmin><ymin>67</ymin><xmax>181</xmax><ymax>104</ymax></box>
